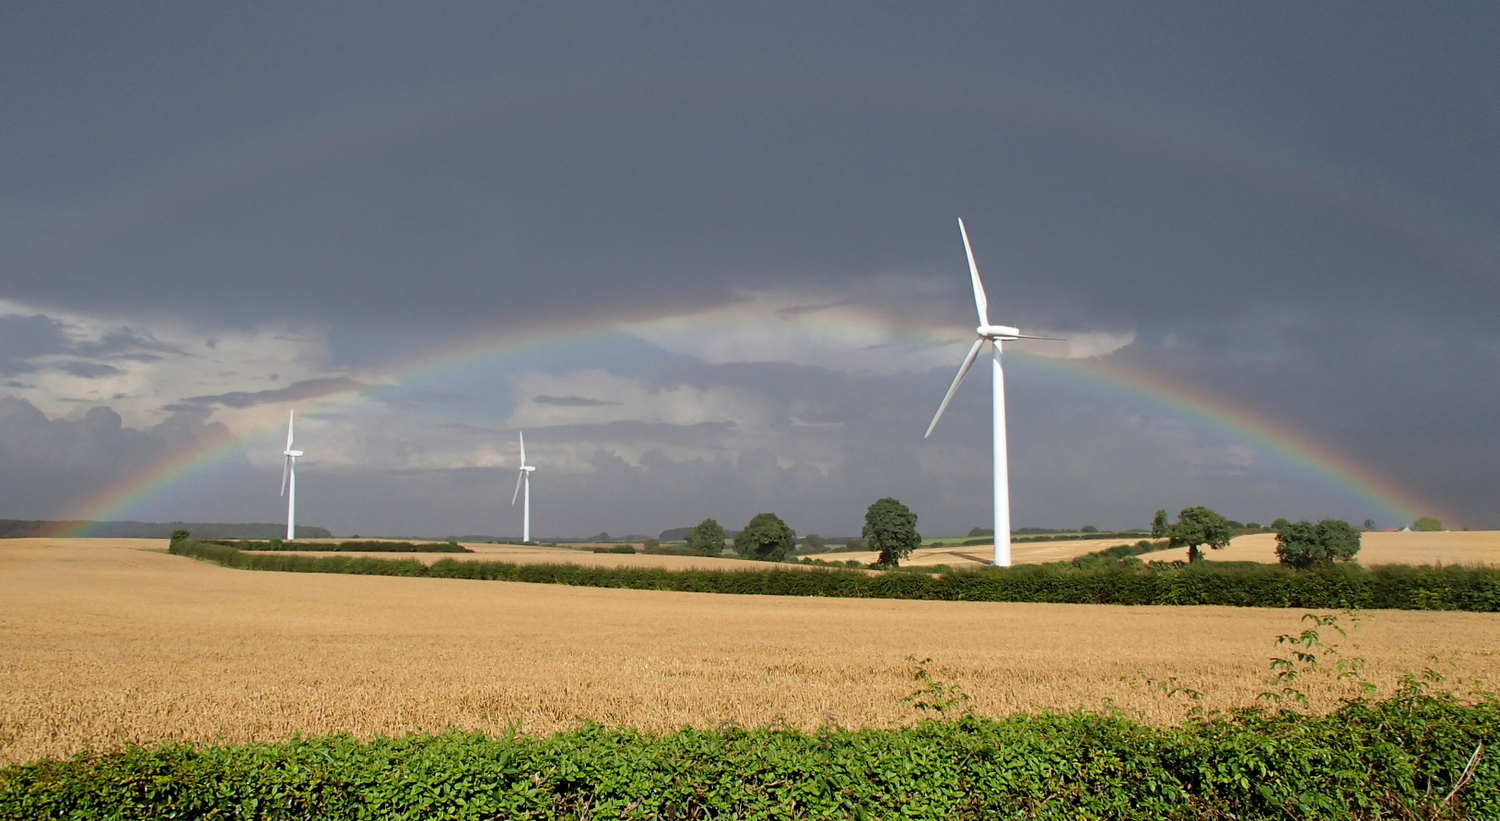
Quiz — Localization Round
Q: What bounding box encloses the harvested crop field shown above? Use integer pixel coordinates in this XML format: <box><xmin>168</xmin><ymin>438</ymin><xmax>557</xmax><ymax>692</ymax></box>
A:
<box><xmin>259</xmin><ymin>538</ymin><xmax>1124</xmax><ymax>569</ymax></box>
<box><xmin>809</xmin><ymin>537</ymin><xmax>1142</xmax><ymax>567</ymax></box>
<box><xmin>3</xmin><ymin>538</ymin><xmax>1499</xmax><ymax>766</ymax></box>
<box><xmin>1141</xmin><ymin>530</ymin><xmax>1500</xmax><ymax>567</ymax></box>
<box><xmin>251</xmin><ymin>542</ymin><xmax>784</xmax><ymax>570</ymax></box>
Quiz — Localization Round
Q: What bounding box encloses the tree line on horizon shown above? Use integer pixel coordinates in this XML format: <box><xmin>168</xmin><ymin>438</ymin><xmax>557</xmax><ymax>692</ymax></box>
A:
<box><xmin>662</xmin><ymin>501</ymin><xmax>1454</xmax><ymax>572</ymax></box>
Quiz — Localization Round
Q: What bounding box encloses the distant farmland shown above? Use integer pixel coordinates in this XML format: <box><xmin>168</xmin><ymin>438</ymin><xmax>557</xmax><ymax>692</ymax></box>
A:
<box><xmin>805</xmin><ymin>537</ymin><xmax>1145</xmax><ymax>567</ymax></box>
<box><xmin>1140</xmin><ymin>530</ymin><xmax>1500</xmax><ymax>567</ymax></box>
<box><xmin>3</xmin><ymin>537</ymin><xmax>1499</xmax><ymax>766</ymax></box>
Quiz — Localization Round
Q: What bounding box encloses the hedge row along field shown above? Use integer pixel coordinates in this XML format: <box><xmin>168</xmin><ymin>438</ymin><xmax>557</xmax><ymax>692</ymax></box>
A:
<box><xmin>169</xmin><ymin>539</ymin><xmax>1500</xmax><ymax>611</ymax></box>
<box><xmin>209</xmin><ymin>539</ymin><xmax>472</xmax><ymax>553</ymax></box>
<box><xmin>4</xmin><ymin>686</ymin><xmax>1495</xmax><ymax>820</ymax></box>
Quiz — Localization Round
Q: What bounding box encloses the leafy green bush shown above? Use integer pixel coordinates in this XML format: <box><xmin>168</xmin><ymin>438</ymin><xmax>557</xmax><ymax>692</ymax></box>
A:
<box><xmin>167</xmin><ymin>540</ymin><xmax>1500</xmax><ymax>612</ymax></box>
<box><xmin>687</xmin><ymin>518</ymin><xmax>726</xmax><ymax>556</ymax></box>
<box><xmin>4</xmin><ymin>689</ymin><xmax>1496</xmax><ymax>820</ymax></box>
<box><xmin>1276</xmin><ymin>519</ymin><xmax>1362</xmax><ymax>569</ymax></box>
<box><xmin>734</xmin><ymin>512</ymin><xmax>795</xmax><ymax>561</ymax></box>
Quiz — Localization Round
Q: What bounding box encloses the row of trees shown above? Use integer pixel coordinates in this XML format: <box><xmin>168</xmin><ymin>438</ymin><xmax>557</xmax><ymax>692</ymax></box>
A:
<box><xmin>686</xmin><ymin>501</ymin><xmax>1413</xmax><ymax>571</ymax></box>
<box><xmin>682</xmin><ymin>498</ymin><xmax>924</xmax><ymax>567</ymax></box>
<box><xmin>1152</xmin><ymin>506</ymin><xmax>1363</xmax><ymax>570</ymax></box>
<box><xmin>682</xmin><ymin>514</ymin><xmax>799</xmax><ymax>562</ymax></box>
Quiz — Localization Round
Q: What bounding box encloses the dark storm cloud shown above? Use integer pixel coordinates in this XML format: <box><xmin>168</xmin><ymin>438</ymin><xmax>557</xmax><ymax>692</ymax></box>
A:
<box><xmin>0</xmin><ymin>312</ymin><xmax>177</xmax><ymax>377</ymax></box>
<box><xmin>0</xmin><ymin>4</ymin><xmax>1496</xmax><ymax>532</ymax></box>
<box><xmin>14</xmin><ymin>93</ymin><xmax>1489</xmax><ymax>335</ymax></box>
<box><xmin>0</xmin><ymin>397</ymin><xmax>236</xmax><ymax>519</ymax></box>
<box><xmin>1113</xmin><ymin>309</ymin><xmax>1500</xmax><ymax>526</ymax></box>
<box><xmin>532</xmin><ymin>395</ymin><xmax>619</xmax><ymax>407</ymax></box>
<box><xmin>57</xmin><ymin>361</ymin><xmax>123</xmax><ymax>379</ymax></box>
<box><xmin>1</xmin><ymin>5</ymin><xmax>1494</xmax><ymax>335</ymax></box>
<box><xmin>180</xmin><ymin>377</ymin><xmax>365</xmax><ymax>409</ymax></box>
<box><xmin>0</xmin><ymin>314</ymin><xmax>70</xmax><ymax>375</ymax></box>
<box><xmin>71</xmin><ymin>329</ymin><xmax>179</xmax><ymax>359</ymax></box>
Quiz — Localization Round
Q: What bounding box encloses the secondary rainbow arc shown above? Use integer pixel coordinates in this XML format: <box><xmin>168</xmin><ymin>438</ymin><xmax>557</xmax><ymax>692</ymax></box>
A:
<box><xmin>4</xmin><ymin>67</ymin><xmax>1497</xmax><ymax>279</ymax></box>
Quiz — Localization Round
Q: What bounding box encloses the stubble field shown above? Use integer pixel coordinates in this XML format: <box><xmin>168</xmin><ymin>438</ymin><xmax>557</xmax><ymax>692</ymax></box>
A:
<box><xmin>2</xmin><ymin>537</ymin><xmax>1498</xmax><ymax>767</ymax></box>
<box><xmin>252</xmin><ymin>542</ymin><xmax>784</xmax><ymax>570</ymax></box>
<box><xmin>806</xmin><ymin>537</ymin><xmax>1143</xmax><ymax>567</ymax></box>
<box><xmin>259</xmin><ymin>536</ymin><xmax>1135</xmax><ymax>569</ymax></box>
<box><xmin>1140</xmin><ymin>530</ymin><xmax>1500</xmax><ymax>566</ymax></box>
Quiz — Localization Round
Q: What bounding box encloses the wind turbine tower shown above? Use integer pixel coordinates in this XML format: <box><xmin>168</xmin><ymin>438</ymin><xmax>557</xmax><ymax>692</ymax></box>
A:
<box><xmin>924</xmin><ymin>219</ymin><xmax>1059</xmax><ymax>567</ymax></box>
<box><xmin>511</xmin><ymin>431</ymin><xmax>536</xmax><ymax>543</ymax></box>
<box><xmin>280</xmin><ymin>409</ymin><xmax>305</xmax><ymax>541</ymax></box>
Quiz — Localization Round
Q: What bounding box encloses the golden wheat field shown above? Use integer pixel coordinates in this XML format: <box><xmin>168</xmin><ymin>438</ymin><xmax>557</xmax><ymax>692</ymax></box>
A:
<box><xmin>258</xmin><ymin>539</ymin><xmax>1115</xmax><ymax>569</ymax></box>
<box><xmin>1141</xmin><ymin>530</ymin><xmax>1500</xmax><ymax>566</ymax></box>
<box><xmin>807</xmin><ymin>537</ymin><xmax>1141</xmax><ymax>567</ymax></box>
<box><xmin>256</xmin><ymin>542</ymin><xmax>794</xmax><ymax>570</ymax></box>
<box><xmin>2</xmin><ymin>538</ymin><xmax>1499</xmax><ymax>766</ymax></box>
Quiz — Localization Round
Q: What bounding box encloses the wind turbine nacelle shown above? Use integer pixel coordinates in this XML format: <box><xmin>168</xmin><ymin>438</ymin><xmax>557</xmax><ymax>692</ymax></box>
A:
<box><xmin>285</xmin><ymin>450</ymin><xmax>304</xmax><ymax>457</ymax></box>
<box><xmin>978</xmin><ymin>324</ymin><xmax>1020</xmax><ymax>340</ymax></box>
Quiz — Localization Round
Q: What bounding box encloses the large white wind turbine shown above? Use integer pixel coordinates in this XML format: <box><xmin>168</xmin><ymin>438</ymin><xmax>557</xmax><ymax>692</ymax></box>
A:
<box><xmin>511</xmin><ymin>431</ymin><xmax>535</xmax><ymax>543</ymax></box>
<box><xmin>924</xmin><ymin>219</ymin><xmax>1059</xmax><ymax>567</ymax></box>
<box><xmin>280</xmin><ymin>409</ymin><xmax>305</xmax><ymax>541</ymax></box>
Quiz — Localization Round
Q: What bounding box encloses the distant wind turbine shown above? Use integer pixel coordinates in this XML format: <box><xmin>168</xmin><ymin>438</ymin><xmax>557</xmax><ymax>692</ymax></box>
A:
<box><xmin>511</xmin><ymin>431</ymin><xmax>536</xmax><ymax>543</ymax></box>
<box><xmin>280</xmin><ymin>409</ymin><xmax>305</xmax><ymax>541</ymax></box>
<box><xmin>924</xmin><ymin>219</ymin><xmax>1061</xmax><ymax>567</ymax></box>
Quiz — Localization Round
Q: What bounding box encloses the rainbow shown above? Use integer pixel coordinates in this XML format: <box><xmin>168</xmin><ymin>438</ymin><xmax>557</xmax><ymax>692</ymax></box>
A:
<box><xmin>1013</xmin><ymin>352</ymin><xmax>1445</xmax><ymax>525</ymax></box>
<box><xmin>63</xmin><ymin>311</ymin><xmax>1451</xmax><ymax>535</ymax></box>
<box><xmin>2</xmin><ymin>65</ymin><xmax>1466</xmax><ymax>532</ymax></box>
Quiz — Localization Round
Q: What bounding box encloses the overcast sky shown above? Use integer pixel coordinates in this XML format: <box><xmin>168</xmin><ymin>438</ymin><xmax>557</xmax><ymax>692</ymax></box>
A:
<box><xmin>2</xmin><ymin>2</ymin><xmax>1496</xmax><ymax>539</ymax></box>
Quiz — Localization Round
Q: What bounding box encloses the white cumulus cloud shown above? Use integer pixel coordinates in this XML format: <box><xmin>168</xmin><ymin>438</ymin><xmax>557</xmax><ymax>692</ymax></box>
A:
<box><xmin>619</xmin><ymin>287</ymin><xmax>1133</xmax><ymax>372</ymax></box>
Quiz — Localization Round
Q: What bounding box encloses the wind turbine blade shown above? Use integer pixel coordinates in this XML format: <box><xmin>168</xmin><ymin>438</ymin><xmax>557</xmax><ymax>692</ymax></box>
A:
<box><xmin>286</xmin><ymin>410</ymin><xmax>295</xmax><ymax>450</ymax></box>
<box><xmin>518</xmin><ymin>431</ymin><xmax>526</xmax><ymax>465</ymax></box>
<box><xmin>925</xmin><ymin>338</ymin><xmax>986</xmax><ymax>438</ymax></box>
<box><xmin>280</xmin><ymin>456</ymin><xmax>290</xmax><ymax>496</ymax></box>
<box><xmin>511</xmin><ymin>469</ymin><xmax>524</xmax><ymax>505</ymax></box>
<box><xmin>958</xmin><ymin>218</ymin><xmax>990</xmax><ymax>327</ymax></box>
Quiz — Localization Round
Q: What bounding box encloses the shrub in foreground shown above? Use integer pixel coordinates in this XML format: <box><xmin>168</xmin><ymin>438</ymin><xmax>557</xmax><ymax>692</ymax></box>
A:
<box><xmin>3</xmin><ymin>688</ymin><xmax>1496</xmax><ymax>820</ymax></box>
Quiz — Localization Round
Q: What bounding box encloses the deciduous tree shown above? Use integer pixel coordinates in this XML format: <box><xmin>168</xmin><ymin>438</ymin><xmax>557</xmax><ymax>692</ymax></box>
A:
<box><xmin>690</xmin><ymin>518</ymin><xmax>725</xmax><ymax>556</ymax></box>
<box><xmin>863</xmin><ymin>498</ymin><xmax>921</xmax><ymax>568</ymax></box>
<box><xmin>1274</xmin><ymin>519</ymin><xmax>1362</xmax><ymax>569</ymax></box>
<box><xmin>1166</xmin><ymin>506</ymin><xmax>1233</xmax><ymax>563</ymax></box>
<box><xmin>734</xmin><ymin>513</ymin><xmax>795</xmax><ymax>562</ymax></box>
